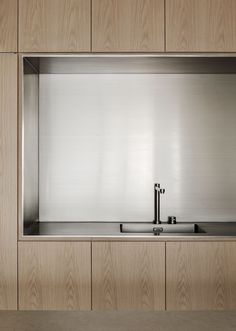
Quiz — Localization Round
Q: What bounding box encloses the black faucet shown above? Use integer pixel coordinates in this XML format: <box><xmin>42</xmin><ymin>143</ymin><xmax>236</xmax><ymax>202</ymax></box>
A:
<box><xmin>153</xmin><ymin>183</ymin><xmax>165</xmax><ymax>224</ymax></box>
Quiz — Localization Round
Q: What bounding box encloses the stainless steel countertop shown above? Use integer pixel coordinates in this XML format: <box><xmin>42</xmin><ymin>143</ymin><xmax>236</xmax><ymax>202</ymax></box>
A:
<box><xmin>21</xmin><ymin>222</ymin><xmax>236</xmax><ymax>241</ymax></box>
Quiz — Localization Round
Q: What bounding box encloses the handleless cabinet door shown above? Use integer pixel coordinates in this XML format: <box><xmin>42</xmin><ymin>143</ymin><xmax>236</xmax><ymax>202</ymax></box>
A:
<box><xmin>19</xmin><ymin>242</ymin><xmax>91</xmax><ymax>310</ymax></box>
<box><xmin>0</xmin><ymin>0</ymin><xmax>17</xmax><ymax>51</ymax></box>
<box><xmin>166</xmin><ymin>242</ymin><xmax>236</xmax><ymax>310</ymax></box>
<box><xmin>92</xmin><ymin>242</ymin><xmax>165</xmax><ymax>310</ymax></box>
<box><xmin>92</xmin><ymin>0</ymin><xmax>165</xmax><ymax>52</ymax></box>
<box><xmin>0</xmin><ymin>55</ymin><xmax>17</xmax><ymax>309</ymax></box>
<box><xmin>166</xmin><ymin>0</ymin><xmax>236</xmax><ymax>52</ymax></box>
<box><xmin>19</xmin><ymin>0</ymin><xmax>91</xmax><ymax>52</ymax></box>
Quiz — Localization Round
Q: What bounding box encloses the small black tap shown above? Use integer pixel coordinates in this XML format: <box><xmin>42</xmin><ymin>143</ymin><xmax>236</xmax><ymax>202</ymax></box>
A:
<box><xmin>153</xmin><ymin>183</ymin><xmax>165</xmax><ymax>224</ymax></box>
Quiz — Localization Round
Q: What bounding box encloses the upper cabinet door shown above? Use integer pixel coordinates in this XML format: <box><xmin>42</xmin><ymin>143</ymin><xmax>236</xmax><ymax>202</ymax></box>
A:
<box><xmin>19</xmin><ymin>0</ymin><xmax>91</xmax><ymax>52</ymax></box>
<box><xmin>0</xmin><ymin>54</ymin><xmax>17</xmax><ymax>309</ymax></box>
<box><xmin>166</xmin><ymin>0</ymin><xmax>236</xmax><ymax>52</ymax></box>
<box><xmin>0</xmin><ymin>0</ymin><xmax>17</xmax><ymax>52</ymax></box>
<box><xmin>92</xmin><ymin>0</ymin><xmax>165</xmax><ymax>52</ymax></box>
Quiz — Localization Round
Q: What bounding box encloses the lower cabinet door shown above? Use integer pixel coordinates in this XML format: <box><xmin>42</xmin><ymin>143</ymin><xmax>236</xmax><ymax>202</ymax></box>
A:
<box><xmin>19</xmin><ymin>242</ymin><xmax>91</xmax><ymax>310</ymax></box>
<box><xmin>92</xmin><ymin>242</ymin><xmax>165</xmax><ymax>310</ymax></box>
<box><xmin>166</xmin><ymin>242</ymin><xmax>236</xmax><ymax>310</ymax></box>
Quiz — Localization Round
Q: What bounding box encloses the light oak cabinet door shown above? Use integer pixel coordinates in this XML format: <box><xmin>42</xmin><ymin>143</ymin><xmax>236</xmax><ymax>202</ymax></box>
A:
<box><xmin>92</xmin><ymin>242</ymin><xmax>165</xmax><ymax>310</ymax></box>
<box><xmin>166</xmin><ymin>242</ymin><xmax>236</xmax><ymax>310</ymax></box>
<box><xmin>19</xmin><ymin>242</ymin><xmax>91</xmax><ymax>310</ymax></box>
<box><xmin>19</xmin><ymin>0</ymin><xmax>91</xmax><ymax>52</ymax></box>
<box><xmin>92</xmin><ymin>0</ymin><xmax>164</xmax><ymax>52</ymax></box>
<box><xmin>166</xmin><ymin>0</ymin><xmax>236</xmax><ymax>52</ymax></box>
<box><xmin>0</xmin><ymin>55</ymin><xmax>17</xmax><ymax>309</ymax></box>
<box><xmin>0</xmin><ymin>0</ymin><xmax>17</xmax><ymax>52</ymax></box>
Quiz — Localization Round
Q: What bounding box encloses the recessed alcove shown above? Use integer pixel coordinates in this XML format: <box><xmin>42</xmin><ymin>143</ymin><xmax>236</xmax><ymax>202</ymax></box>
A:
<box><xmin>20</xmin><ymin>55</ymin><xmax>236</xmax><ymax>235</ymax></box>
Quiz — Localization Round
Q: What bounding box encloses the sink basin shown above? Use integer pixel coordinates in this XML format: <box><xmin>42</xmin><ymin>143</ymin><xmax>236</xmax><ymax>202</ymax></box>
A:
<box><xmin>120</xmin><ymin>223</ymin><xmax>197</xmax><ymax>234</ymax></box>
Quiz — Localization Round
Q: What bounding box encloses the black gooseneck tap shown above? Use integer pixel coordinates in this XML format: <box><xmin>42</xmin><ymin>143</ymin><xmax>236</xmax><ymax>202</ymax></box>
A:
<box><xmin>153</xmin><ymin>183</ymin><xmax>165</xmax><ymax>224</ymax></box>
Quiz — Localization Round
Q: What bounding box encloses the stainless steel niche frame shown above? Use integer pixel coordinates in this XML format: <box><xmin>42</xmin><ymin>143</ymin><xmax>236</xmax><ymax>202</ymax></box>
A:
<box><xmin>19</xmin><ymin>54</ymin><xmax>236</xmax><ymax>238</ymax></box>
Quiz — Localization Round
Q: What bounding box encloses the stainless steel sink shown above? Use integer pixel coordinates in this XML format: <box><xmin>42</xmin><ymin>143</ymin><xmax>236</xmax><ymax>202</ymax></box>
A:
<box><xmin>120</xmin><ymin>223</ymin><xmax>197</xmax><ymax>234</ymax></box>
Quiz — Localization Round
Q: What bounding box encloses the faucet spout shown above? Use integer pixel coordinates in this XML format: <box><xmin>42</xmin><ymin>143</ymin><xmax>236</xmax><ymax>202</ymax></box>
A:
<box><xmin>153</xmin><ymin>183</ymin><xmax>165</xmax><ymax>224</ymax></box>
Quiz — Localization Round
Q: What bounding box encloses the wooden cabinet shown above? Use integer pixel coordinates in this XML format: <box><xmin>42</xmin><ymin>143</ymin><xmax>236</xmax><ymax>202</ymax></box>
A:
<box><xmin>92</xmin><ymin>242</ymin><xmax>165</xmax><ymax>310</ymax></box>
<box><xmin>166</xmin><ymin>0</ymin><xmax>236</xmax><ymax>52</ymax></box>
<box><xmin>19</xmin><ymin>0</ymin><xmax>91</xmax><ymax>52</ymax></box>
<box><xmin>92</xmin><ymin>0</ymin><xmax>164</xmax><ymax>52</ymax></box>
<box><xmin>166</xmin><ymin>242</ymin><xmax>236</xmax><ymax>310</ymax></box>
<box><xmin>0</xmin><ymin>54</ymin><xmax>17</xmax><ymax>309</ymax></box>
<box><xmin>15</xmin><ymin>0</ymin><xmax>236</xmax><ymax>53</ymax></box>
<box><xmin>17</xmin><ymin>240</ymin><xmax>236</xmax><ymax>311</ymax></box>
<box><xmin>0</xmin><ymin>0</ymin><xmax>17</xmax><ymax>52</ymax></box>
<box><xmin>18</xmin><ymin>242</ymin><xmax>91</xmax><ymax>310</ymax></box>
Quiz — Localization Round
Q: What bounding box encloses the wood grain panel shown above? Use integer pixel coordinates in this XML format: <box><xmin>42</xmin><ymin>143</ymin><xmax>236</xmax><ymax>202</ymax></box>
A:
<box><xmin>166</xmin><ymin>242</ymin><xmax>236</xmax><ymax>310</ymax></box>
<box><xmin>19</xmin><ymin>0</ymin><xmax>91</xmax><ymax>52</ymax></box>
<box><xmin>166</xmin><ymin>0</ymin><xmax>236</xmax><ymax>52</ymax></box>
<box><xmin>19</xmin><ymin>242</ymin><xmax>91</xmax><ymax>310</ymax></box>
<box><xmin>92</xmin><ymin>242</ymin><xmax>165</xmax><ymax>310</ymax></box>
<box><xmin>0</xmin><ymin>54</ymin><xmax>17</xmax><ymax>309</ymax></box>
<box><xmin>0</xmin><ymin>0</ymin><xmax>17</xmax><ymax>52</ymax></box>
<box><xmin>92</xmin><ymin>0</ymin><xmax>164</xmax><ymax>52</ymax></box>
